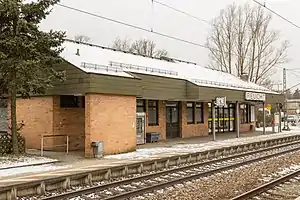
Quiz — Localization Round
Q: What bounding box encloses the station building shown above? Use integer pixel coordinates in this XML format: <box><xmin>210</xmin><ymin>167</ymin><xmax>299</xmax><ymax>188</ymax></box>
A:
<box><xmin>13</xmin><ymin>40</ymin><xmax>283</xmax><ymax>158</ymax></box>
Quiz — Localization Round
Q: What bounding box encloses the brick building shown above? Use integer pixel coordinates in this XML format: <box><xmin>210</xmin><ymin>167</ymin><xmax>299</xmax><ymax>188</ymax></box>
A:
<box><xmin>10</xmin><ymin>40</ymin><xmax>283</xmax><ymax>158</ymax></box>
<box><xmin>286</xmin><ymin>99</ymin><xmax>300</xmax><ymax>115</ymax></box>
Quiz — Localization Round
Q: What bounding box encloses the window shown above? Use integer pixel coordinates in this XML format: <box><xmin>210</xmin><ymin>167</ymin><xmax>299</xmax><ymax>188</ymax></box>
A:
<box><xmin>136</xmin><ymin>99</ymin><xmax>145</xmax><ymax>113</ymax></box>
<box><xmin>187</xmin><ymin>102</ymin><xmax>195</xmax><ymax>124</ymax></box>
<box><xmin>148</xmin><ymin>100</ymin><xmax>159</xmax><ymax>126</ymax></box>
<box><xmin>196</xmin><ymin>102</ymin><xmax>204</xmax><ymax>123</ymax></box>
<box><xmin>240</xmin><ymin>104</ymin><xmax>249</xmax><ymax>124</ymax></box>
<box><xmin>60</xmin><ymin>95</ymin><xmax>84</xmax><ymax>108</ymax></box>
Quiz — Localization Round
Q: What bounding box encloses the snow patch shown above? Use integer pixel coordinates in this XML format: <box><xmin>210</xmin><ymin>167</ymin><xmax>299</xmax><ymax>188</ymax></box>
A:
<box><xmin>105</xmin><ymin>131</ymin><xmax>300</xmax><ymax>160</ymax></box>
<box><xmin>0</xmin><ymin>155</ymin><xmax>57</xmax><ymax>169</ymax></box>
<box><xmin>0</xmin><ymin>164</ymin><xmax>68</xmax><ymax>178</ymax></box>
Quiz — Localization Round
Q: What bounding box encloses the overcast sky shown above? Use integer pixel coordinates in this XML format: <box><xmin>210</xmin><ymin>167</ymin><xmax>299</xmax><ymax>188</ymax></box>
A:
<box><xmin>40</xmin><ymin>0</ymin><xmax>300</xmax><ymax>89</ymax></box>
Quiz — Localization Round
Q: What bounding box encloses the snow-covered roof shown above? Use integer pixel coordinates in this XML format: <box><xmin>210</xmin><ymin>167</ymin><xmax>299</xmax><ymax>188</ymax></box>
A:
<box><xmin>287</xmin><ymin>99</ymin><xmax>300</xmax><ymax>103</ymax></box>
<box><xmin>60</xmin><ymin>40</ymin><xmax>278</xmax><ymax>95</ymax></box>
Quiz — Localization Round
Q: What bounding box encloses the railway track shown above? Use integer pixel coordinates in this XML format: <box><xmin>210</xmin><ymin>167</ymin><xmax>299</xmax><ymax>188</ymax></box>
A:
<box><xmin>27</xmin><ymin>141</ymin><xmax>300</xmax><ymax>200</ymax></box>
<box><xmin>231</xmin><ymin>169</ymin><xmax>300</xmax><ymax>200</ymax></box>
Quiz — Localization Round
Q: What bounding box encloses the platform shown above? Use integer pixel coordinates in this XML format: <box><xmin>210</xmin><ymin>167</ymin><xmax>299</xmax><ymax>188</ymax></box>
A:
<box><xmin>1</xmin><ymin>130</ymin><xmax>299</xmax><ymax>183</ymax></box>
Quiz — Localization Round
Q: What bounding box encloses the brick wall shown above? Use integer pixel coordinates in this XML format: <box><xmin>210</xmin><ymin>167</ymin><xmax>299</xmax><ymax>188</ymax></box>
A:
<box><xmin>145</xmin><ymin>100</ymin><xmax>166</xmax><ymax>141</ymax></box>
<box><xmin>53</xmin><ymin>96</ymin><xmax>85</xmax><ymax>151</ymax></box>
<box><xmin>85</xmin><ymin>94</ymin><xmax>136</xmax><ymax>157</ymax></box>
<box><xmin>14</xmin><ymin>96</ymin><xmax>54</xmax><ymax>149</ymax></box>
<box><xmin>181</xmin><ymin>102</ymin><xmax>209</xmax><ymax>138</ymax></box>
<box><xmin>240</xmin><ymin>123</ymin><xmax>250</xmax><ymax>132</ymax></box>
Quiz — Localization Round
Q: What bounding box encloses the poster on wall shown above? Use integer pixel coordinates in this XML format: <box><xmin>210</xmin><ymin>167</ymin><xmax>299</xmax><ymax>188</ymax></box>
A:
<box><xmin>250</xmin><ymin>106</ymin><xmax>255</xmax><ymax>122</ymax></box>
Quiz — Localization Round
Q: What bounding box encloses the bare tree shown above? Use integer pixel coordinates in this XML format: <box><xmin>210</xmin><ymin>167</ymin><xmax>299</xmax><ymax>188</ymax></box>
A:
<box><xmin>112</xmin><ymin>38</ymin><xmax>169</xmax><ymax>58</ymax></box>
<box><xmin>74</xmin><ymin>35</ymin><xmax>91</xmax><ymax>43</ymax></box>
<box><xmin>112</xmin><ymin>37</ymin><xmax>132</xmax><ymax>52</ymax></box>
<box><xmin>207</xmin><ymin>3</ymin><xmax>289</xmax><ymax>86</ymax></box>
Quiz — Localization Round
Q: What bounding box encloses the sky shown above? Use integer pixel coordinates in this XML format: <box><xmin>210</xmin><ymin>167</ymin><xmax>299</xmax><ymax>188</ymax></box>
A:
<box><xmin>40</xmin><ymin>0</ymin><xmax>300</xmax><ymax>90</ymax></box>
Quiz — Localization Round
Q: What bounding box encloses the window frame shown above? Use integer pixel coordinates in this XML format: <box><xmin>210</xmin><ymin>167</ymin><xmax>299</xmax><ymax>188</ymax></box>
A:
<box><xmin>136</xmin><ymin>99</ymin><xmax>146</xmax><ymax>113</ymax></box>
<box><xmin>196</xmin><ymin>102</ymin><xmax>204</xmax><ymax>124</ymax></box>
<box><xmin>148</xmin><ymin>100</ymin><xmax>159</xmax><ymax>126</ymax></box>
<box><xmin>187</xmin><ymin>102</ymin><xmax>195</xmax><ymax>124</ymax></box>
<box><xmin>240</xmin><ymin>104</ymin><xmax>249</xmax><ymax>124</ymax></box>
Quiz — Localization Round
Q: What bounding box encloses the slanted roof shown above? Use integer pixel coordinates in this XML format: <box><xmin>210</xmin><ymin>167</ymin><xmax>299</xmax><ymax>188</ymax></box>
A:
<box><xmin>60</xmin><ymin>40</ymin><xmax>278</xmax><ymax>95</ymax></box>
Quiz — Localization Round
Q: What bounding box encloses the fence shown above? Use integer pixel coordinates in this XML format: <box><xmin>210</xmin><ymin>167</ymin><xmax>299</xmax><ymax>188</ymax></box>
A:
<box><xmin>40</xmin><ymin>134</ymin><xmax>69</xmax><ymax>156</ymax></box>
<box><xmin>0</xmin><ymin>133</ymin><xmax>25</xmax><ymax>155</ymax></box>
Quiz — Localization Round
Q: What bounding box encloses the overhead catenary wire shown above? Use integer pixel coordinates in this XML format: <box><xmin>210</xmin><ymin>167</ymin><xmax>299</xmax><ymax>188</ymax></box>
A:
<box><xmin>285</xmin><ymin>71</ymin><xmax>300</xmax><ymax>91</ymax></box>
<box><xmin>254</xmin><ymin>0</ymin><xmax>300</xmax><ymax>91</ymax></box>
<box><xmin>57</xmin><ymin>3</ymin><xmax>208</xmax><ymax>49</ymax></box>
<box><xmin>253</xmin><ymin>0</ymin><xmax>300</xmax><ymax>30</ymax></box>
<box><xmin>152</xmin><ymin>0</ymin><xmax>211</xmax><ymax>25</ymax></box>
<box><xmin>56</xmin><ymin>3</ymin><xmax>255</xmax><ymax>59</ymax></box>
<box><xmin>56</xmin><ymin>3</ymin><xmax>291</xmax><ymax>71</ymax></box>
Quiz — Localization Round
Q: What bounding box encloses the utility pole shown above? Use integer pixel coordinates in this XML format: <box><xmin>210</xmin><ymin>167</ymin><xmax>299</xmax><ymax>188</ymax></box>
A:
<box><xmin>282</xmin><ymin>68</ymin><xmax>290</xmax><ymax>131</ymax></box>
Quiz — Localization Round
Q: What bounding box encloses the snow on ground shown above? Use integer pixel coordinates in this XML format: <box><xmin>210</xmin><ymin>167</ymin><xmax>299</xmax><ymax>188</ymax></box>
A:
<box><xmin>0</xmin><ymin>155</ymin><xmax>58</xmax><ymax>169</ymax></box>
<box><xmin>0</xmin><ymin>164</ymin><xmax>68</xmax><ymax>178</ymax></box>
<box><xmin>105</xmin><ymin>129</ymin><xmax>300</xmax><ymax>160</ymax></box>
<box><xmin>0</xmin><ymin>155</ymin><xmax>68</xmax><ymax>178</ymax></box>
<box><xmin>256</xmin><ymin>125</ymin><xmax>300</xmax><ymax>132</ymax></box>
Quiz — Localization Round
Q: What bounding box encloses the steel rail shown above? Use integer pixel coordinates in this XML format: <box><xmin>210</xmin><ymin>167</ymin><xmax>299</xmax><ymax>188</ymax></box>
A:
<box><xmin>40</xmin><ymin>141</ymin><xmax>300</xmax><ymax>200</ymax></box>
<box><xmin>230</xmin><ymin>169</ymin><xmax>300</xmax><ymax>200</ymax></box>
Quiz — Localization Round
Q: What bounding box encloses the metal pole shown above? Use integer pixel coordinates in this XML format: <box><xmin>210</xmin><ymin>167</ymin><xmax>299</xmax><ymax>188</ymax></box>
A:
<box><xmin>41</xmin><ymin>136</ymin><xmax>44</xmax><ymax>156</ymax></box>
<box><xmin>212</xmin><ymin>101</ymin><xmax>216</xmax><ymax>141</ymax></box>
<box><xmin>235</xmin><ymin>101</ymin><xmax>240</xmax><ymax>138</ymax></box>
<box><xmin>278</xmin><ymin>104</ymin><xmax>282</xmax><ymax>132</ymax></box>
<box><xmin>282</xmin><ymin>68</ymin><xmax>290</xmax><ymax>131</ymax></box>
<box><xmin>66</xmin><ymin>135</ymin><xmax>69</xmax><ymax>154</ymax></box>
<box><xmin>263</xmin><ymin>102</ymin><xmax>266</xmax><ymax>135</ymax></box>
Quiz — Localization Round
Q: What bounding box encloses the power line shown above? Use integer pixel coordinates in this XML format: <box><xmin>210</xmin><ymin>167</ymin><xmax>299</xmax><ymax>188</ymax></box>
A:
<box><xmin>286</xmin><ymin>68</ymin><xmax>300</xmax><ymax>71</ymax></box>
<box><xmin>152</xmin><ymin>0</ymin><xmax>211</xmax><ymax>25</ymax></box>
<box><xmin>253</xmin><ymin>0</ymin><xmax>300</xmax><ymax>30</ymax></box>
<box><xmin>57</xmin><ymin>3</ymin><xmax>291</xmax><ymax>71</ymax></box>
<box><xmin>57</xmin><ymin>3</ymin><xmax>208</xmax><ymax>49</ymax></box>
<box><xmin>286</xmin><ymin>71</ymin><xmax>300</xmax><ymax>91</ymax></box>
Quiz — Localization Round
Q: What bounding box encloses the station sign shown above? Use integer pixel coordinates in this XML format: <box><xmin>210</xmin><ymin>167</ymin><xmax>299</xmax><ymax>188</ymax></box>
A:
<box><xmin>245</xmin><ymin>92</ymin><xmax>266</xmax><ymax>102</ymax></box>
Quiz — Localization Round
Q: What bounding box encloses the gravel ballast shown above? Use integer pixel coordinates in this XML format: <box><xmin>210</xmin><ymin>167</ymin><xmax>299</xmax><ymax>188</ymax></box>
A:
<box><xmin>142</xmin><ymin>151</ymin><xmax>300</xmax><ymax>200</ymax></box>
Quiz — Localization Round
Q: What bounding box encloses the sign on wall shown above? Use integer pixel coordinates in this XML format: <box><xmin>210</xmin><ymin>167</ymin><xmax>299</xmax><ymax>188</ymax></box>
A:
<box><xmin>215</xmin><ymin>97</ymin><xmax>227</xmax><ymax>107</ymax></box>
<box><xmin>245</xmin><ymin>92</ymin><xmax>266</xmax><ymax>102</ymax></box>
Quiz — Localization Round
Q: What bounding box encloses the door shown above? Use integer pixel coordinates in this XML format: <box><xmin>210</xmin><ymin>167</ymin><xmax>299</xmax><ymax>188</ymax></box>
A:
<box><xmin>209</xmin><ymin>103</ymin><xmax>235</xmax><ymax>133</ymax></box>
<box><xmin>136</xmin><ymin>113</ymin><xmax>146</xmax><ymax>144</ymax></box>
<box><xmin>229</xmin><ymin>104</ymin><xmax>235</xmax><ymax>132</ymax></box>
<box><xmin>166</xmin><ymin>102</ymin><xmax>180</xmax><ymax>138</ymax></box>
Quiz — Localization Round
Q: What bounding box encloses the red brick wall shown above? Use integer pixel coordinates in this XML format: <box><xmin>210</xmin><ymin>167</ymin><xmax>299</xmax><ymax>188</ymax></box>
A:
<box><xmin>53</xmin><ymin>96</ymin><xmax>85</xmax><ymax>151</ymax></box>
<box><xmin>146</xmin><ymin>100</ymin><xmax>166</xmax><ymax>141</ymax></box>
<box><xmin>181</xmin><ymin>102</ymin><xmax>209</xmax><ymax>138</ymax></box>
<box><xmin>14</xmin><ymin>96</ymin><xmax>54</xmax><ymax>149</ymax></box>
<box><xmin>85</xmin><ymin>93</ymin><xmax>136</xmax><ymax>157</ymax></box>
